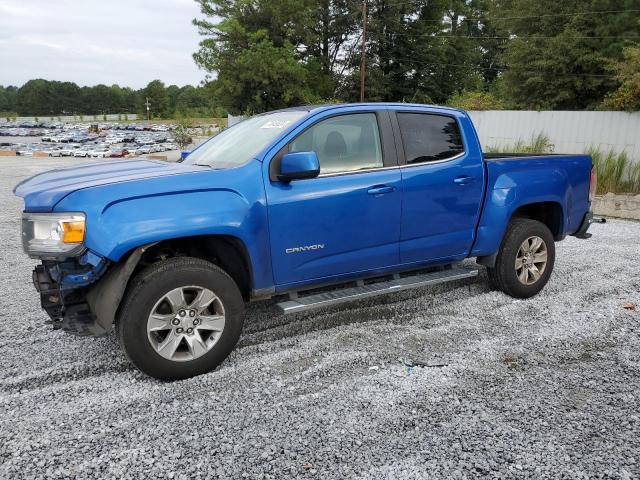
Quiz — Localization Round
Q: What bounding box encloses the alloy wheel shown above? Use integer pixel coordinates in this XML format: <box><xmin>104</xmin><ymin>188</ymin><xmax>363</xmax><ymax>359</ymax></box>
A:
<box><xmin>515</xmin><ymin>236</ymin><xmax>548</xmax><ymax>285</ymax></box>
<box><xmin>146</xmin><ymin>285</ymin><xmax>225</xmax><ymax>362</ymax></box>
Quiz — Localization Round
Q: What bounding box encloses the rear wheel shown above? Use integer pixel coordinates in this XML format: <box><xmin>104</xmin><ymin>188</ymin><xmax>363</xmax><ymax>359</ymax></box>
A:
<box><xmin>118</xmin><ymin>257</ymin><xmax>244</xmax><ymax>380</ymax></box>
<box><xmin>486</xmin><ymin>218</ymin><xmax>555</xmax><ymax>298</ymax></box>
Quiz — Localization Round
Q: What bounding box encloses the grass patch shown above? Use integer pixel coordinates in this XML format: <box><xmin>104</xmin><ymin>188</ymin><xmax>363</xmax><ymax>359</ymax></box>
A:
<box><xmin>588</xmin><ymin>148</ymin><xmax>640</xmax><ymax>194</ymax></box>
<box><xmin>486</xmin><ymin>132</ymin><xmax>554</xmax><ymax>154</ymax></box>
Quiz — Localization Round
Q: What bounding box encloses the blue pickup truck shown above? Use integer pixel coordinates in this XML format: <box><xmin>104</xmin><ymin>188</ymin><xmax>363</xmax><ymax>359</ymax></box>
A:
<box><xmin>15</xmin><ymin>103</ymin><xmax>599</xmax><ymax>380</ymax></box>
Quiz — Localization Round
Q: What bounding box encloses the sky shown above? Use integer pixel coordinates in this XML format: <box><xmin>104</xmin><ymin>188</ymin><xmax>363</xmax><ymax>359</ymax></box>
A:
<box><xmin>0</xmin><ymin>0</ymin><xmax>207</xmax><ymax>89</ymax></box>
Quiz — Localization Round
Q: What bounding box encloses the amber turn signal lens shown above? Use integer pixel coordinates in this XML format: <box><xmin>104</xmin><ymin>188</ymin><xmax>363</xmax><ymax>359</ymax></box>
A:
<box><xmin>62</xmin><ymin>221</ymin><xmax>85</xmax><ymax>243</ymax></box>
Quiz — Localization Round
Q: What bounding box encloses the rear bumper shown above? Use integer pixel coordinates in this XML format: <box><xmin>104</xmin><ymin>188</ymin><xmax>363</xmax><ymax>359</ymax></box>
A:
<box><xmin>572</xmin><ymin>211</ymin><xmax>606</xmax><ymax>239</ymax></box>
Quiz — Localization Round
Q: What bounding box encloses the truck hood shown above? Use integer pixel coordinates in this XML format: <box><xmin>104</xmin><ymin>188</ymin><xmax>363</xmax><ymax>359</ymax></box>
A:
<box><xmin>13</xmin><ymin>159</ymin><xmax>208</xmax><ymax>212</ymax></box>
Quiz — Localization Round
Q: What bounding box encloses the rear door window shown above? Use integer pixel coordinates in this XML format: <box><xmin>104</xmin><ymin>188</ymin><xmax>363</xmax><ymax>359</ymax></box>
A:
<box><xmin>396</xmin><ymin>113</ymin><xmax>464</xmax><ymax>164</ymax></box>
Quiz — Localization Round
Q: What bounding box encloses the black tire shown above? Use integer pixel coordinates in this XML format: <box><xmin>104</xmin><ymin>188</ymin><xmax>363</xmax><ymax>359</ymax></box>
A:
<box><xmin>486</xmin><ymin>218</ymin><xmax>555</xmax><ymax>298</ymax></box>
<box><xmin>117</xmin><ymin>257</ymin><xmax>245</xmax><ymax>380</ymax></box>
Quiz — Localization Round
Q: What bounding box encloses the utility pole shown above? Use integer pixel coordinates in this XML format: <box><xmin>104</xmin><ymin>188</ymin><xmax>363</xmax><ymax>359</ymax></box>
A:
<box><xmin>145</xmin><ymin>97</ymin><xmax>151</xmax><ymax>121</ymax></box>
<box><xmin>359</xmin><ymin>0</ymin><xmax>367</xmax><ymax>102</ymax></box>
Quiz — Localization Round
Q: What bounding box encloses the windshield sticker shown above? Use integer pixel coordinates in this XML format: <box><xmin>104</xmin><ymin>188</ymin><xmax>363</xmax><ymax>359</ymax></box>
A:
<box><xmin>260</xmin><ymin>120</ymin><xmax>292</xmax><ymax>129</ymax></box>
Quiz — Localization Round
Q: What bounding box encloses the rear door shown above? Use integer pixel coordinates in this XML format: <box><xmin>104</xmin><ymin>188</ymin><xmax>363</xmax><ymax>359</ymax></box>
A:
<box><xmin>392</xmin><ymin>110</ymin><xmax>484</xmax><ymax>264</ymax></box>
<box><xmin>264</xmin><ymin>110</ymin><xmax>402</xmax><ymax>288</ymax></box>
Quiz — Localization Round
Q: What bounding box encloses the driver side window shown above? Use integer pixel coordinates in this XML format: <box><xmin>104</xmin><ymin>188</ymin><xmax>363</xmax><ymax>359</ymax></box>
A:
<box><xmin>289</xmin><ymin>113</ymin><xmax>383</xmax><ymax>175</ymax></box>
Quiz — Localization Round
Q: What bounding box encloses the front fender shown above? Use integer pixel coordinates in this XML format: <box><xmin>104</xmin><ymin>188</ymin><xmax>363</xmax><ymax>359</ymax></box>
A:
<box><xmin>54</xmin><ymin>160</ymin><xmax>273</xmax><ymax>290</ymax></box>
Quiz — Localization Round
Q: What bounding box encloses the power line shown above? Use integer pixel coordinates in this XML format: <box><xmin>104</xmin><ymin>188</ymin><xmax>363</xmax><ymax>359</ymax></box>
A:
<box><xmin>357</xmin><ymin>4</ymin><xmax>640</xmax><ymax>23</ymax></box>
<box><xmin>382</xmin><ymin>55</ymin><xmax>620</xmax><ymax>79</ymax></box>
<box><xmin>386</xmin><ymin>33</ymin><xmax>640</xmax><ymax>40</ymax></box>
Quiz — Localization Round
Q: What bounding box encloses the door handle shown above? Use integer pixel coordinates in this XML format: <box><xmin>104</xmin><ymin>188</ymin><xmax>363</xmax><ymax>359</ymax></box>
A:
<box><xmin>453</xmin><ymin>175</ymin><xmax>474</xmax><ymax>185</ymax></box>
<box><xmin>367</xmin><ymin>185</ymin><xmax>396</xmax><ymax>195</ymax></box>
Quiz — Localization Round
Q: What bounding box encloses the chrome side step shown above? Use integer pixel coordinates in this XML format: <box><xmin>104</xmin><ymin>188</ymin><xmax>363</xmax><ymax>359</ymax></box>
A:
<box><xmin>276</xmin><ymin>266</ymin><xmax>478</xmax><ymax>314</ymax></box>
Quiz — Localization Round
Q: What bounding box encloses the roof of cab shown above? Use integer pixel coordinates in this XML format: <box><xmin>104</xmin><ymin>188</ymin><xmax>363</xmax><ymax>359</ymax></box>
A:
<box><xmin>272</xmin><ymin>102</ymin><xmax>464</xmax><ymax>115</ymax></box>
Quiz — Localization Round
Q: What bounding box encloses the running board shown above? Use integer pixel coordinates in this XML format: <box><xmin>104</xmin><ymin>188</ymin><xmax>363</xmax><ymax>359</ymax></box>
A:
<box><xmin>277</xmin><ymin>267</ymin><xmax>478</xmax><ymax>314</ymax></box>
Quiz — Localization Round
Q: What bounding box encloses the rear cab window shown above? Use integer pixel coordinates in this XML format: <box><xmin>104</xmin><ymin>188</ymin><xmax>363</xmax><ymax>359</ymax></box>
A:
<box><xmin>396</xmin><ymin>113</ymin><xmax>464</xmax><ymax>164</ymax></box>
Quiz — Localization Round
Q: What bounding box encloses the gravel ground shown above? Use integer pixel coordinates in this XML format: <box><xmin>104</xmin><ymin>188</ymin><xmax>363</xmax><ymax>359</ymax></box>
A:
<box><xmin>1</xmin><ymin>157</ymin><xmax>639</xmax><ymax>479</ymax></box>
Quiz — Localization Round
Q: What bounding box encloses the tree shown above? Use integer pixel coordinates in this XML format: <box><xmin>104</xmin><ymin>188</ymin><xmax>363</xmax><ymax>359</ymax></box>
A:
<box><xmin>448</xmin><ymin>89</ymin><xmax>505</xmax><ymax>110</ymax></box>
<box><xmin>172</xmin><ymin>118</ymin><xmax>193</xmax><ymax>150</ymax></box>
<box><xmin>195</xmin><ymin>26</ymin><xmax>315</xmax><ymax>113</ymax></box>
<box><xmin>52</xmin><ymin>81</ymin><xmax>81</xmax><ymax>114</ymax></box>
<box><xmin>601</xmin><ymin>47</ymin><xmax>640</xmax><ymax>111</ymax></box>
<box><xmin>495</xmin><ymin>0</ymin><xmax>639</xmax><ymax>109</ymax></box>
<box><xmin>120</xmin><ymin>87</ymin><xmax>139</xmax><ymax>113</ymax></box>
<box><xmin>193</xmin><ymin>0</ymin><xmax>360</xmax><ymax>112</ymax></box>
<box><xmin>0</xmin><ymin>85</ymin><xmax>18</xmax><ymax>113</ymax></box>
<box><xmin>193</xmin><ymin>0</ymin><xmax>505</xmax><ymax>108</ymax></box>
<box><xmin>143</xmin><ymin>80</ymin><xmax>170</xmax><ymax>118</ymax></box>
<box><xmin>15</xmin><ymin>79</ymin><xmax>51</xmax><ymax>115</ymax></box>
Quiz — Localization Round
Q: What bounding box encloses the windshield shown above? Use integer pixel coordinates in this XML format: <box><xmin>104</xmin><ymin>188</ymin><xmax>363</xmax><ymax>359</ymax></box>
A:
<box><xmin>183</xmin><ymin>111</ymin><xmax>307</xmax><ymax>168</ymax></box>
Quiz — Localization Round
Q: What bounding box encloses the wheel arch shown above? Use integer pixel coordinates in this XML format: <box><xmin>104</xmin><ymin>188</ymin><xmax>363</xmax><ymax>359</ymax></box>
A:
<box><xmin>86</xmin><ymin>234</ymin><xmax>254</xmax><ymax>334</ymax></box>
<box><xmin>475</xmin><ymin>200</ymin><xmax>564</xmax><ymax>267</ymax></box>
<box><xmin>135</xmin><ymin>234</ymin><xmax>253</xmax><ymax>298</ymax></box>
<box><xmin>510</xmin><ymin>201</ymin><xmax>564</xmax><ymax>240</ymax></box>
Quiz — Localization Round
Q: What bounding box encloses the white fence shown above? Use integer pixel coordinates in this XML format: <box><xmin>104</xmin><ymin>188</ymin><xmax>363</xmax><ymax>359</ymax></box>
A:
<box><xmin>468</xmin><ymin>110</ymin><xmax>640</xmax><ymax>159</ymax></box>
<box><xmin>229</xmin><ymin>109</ymin><xmax>640</xmax><ymax>160</ymax></box>
<box><xmin>227</xmin><ymin>114</ymin><xmax>245</xmax><ymax>127</ymax></box>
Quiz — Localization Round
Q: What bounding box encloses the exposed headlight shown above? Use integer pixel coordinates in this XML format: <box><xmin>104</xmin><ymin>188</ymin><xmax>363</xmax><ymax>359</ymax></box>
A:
<box><xmin>21</xmin><ymin>212</ymin><xmax>86</xmax><ymax>258</ymax></box>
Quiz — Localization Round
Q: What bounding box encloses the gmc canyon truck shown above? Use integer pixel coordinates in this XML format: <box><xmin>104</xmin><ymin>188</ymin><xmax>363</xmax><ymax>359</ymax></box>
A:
<box><xmin>14</xmin><ymin>103</ymin><xmax>599</xmax><ymax>380</ymax></box>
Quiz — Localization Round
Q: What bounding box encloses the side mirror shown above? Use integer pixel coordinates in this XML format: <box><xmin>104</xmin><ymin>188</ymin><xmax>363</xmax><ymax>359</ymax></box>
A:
<box><xmin>278</xmin><ymin>151</ymin><xmax>320</xmax><ymax>182</ymax></box>
<box><xmin>181</xmin><ymin>151</ymin><xmax>190</xmax><ymax>160</ymax></box>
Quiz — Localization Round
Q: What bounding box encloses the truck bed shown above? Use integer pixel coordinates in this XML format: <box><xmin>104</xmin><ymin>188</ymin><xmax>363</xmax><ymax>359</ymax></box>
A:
<box><xmin>471</xmin><ymin>152</ymin><xmax>593</xmax><ymax>259</ymax></box>
<box><xmin>483</xmin><ymin>152</ymin><xmax>586</xmax><ymax>160</ymax></box>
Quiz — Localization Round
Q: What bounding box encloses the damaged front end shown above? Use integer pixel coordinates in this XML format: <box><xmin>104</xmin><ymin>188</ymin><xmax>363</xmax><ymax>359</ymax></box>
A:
<box><xmin>20</xmin><ymin>210</ymin><xmax>144</xmax><ymax>337</ymax></box>
<box><xmin>33</xmin><ymin>245</ymin><xmax>150</xmax><ymax>337</ymax></box>
<box><xmin>33</xmin><ymin>251</ymin><xmax>110</xmax><ymax>336</ymax></box>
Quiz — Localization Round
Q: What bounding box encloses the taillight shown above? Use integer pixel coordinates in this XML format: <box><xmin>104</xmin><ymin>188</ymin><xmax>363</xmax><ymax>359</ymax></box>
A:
<box><xmin>589</xmin><ymin>167</ymin><xmax>597</xmax><ymax>203</ymax></box>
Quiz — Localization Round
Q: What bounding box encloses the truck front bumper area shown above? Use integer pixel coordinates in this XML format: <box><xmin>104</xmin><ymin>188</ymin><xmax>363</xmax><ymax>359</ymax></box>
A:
<box><xmin>32</xmin><ymin>255</ymin><xmax>110</xmax><ymax>336</ymax></box>
<box><xmin>32</xmin><ymin>245</ymin><xmax>149</xmax><ymax>337</ymax></box>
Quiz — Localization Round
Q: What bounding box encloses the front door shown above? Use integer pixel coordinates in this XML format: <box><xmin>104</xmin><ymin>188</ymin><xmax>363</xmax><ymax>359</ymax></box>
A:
<box><xmin>265</xmin><ymin>111</ymin><xmax>402</xmax><ymax>288</ymax></box>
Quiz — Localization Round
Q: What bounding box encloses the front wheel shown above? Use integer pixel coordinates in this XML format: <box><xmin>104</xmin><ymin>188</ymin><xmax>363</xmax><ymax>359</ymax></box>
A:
<box><xmin>486</xmin><ymin>218</ymin><xmax>555</xmax><ymax>298</ymax></box>
<box><xmin>118</xmin><ymin>257</ymin><xmax>245</xmax><ymax>380</ymax></box>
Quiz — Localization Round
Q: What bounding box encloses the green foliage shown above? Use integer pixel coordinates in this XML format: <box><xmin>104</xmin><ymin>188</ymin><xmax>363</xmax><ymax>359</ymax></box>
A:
<box><xmin>172</xmin><ymin>118</ymin><xmax>194</xmax><ymax>150</ymax></box>
<box><xmin>0</xmin><ymin>79</ymin><xmax>224</xmax><ymax>119</ymax></box>
<box><xmin>193</xmin><ymin>0</ymin><xmax>507</xmax><ymax>109</ymax></box>
<box><xmin>628</xmin><ymin>162</ymin><xmax>640</xmax><ymax>194</ymax></box>
<box><xmin>601</xmin><ymin>47</ymin><xmax>640</xmax><ymax>111</ymax></box>
<box><xmin>485</xmin><ymin>133</ymin><xmax>554</xmax><ymax>153</ymax></box>
<box><xmin>143</xmin><ymin>80</ymin><xmax>169</xmax><ymax>118</ymax></box>
<box><xmin>587</xmin><ymin>147</ymin><xmax>640</xmax><ymax>194</ymax></box>
<box><xmin>447</xmin><ymin>90</ymin><xmax>505</xmax><ymax>110</ymax></box>
<box><xmin>496</xmin><ymin>0</ymin><xmax>639</xmax><ymax>109</ymax></box>
<box><xmin>193</xmin><ymin>7</ymin><xmax>323</xmax><ymax>114</ymax></box>
<box><xmin>0</xmin><ymin>85</ymin><xmax>18</xmax><ymax>112</ymax></box>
